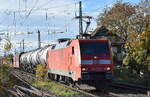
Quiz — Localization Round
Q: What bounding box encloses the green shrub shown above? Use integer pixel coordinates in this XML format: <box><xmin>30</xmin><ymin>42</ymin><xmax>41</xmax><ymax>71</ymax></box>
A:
<box><xmin>114</xmin><ymin>67</ymin><xmax>150</xmax><ymax>87</ymax></box>
<box><xmin>35</xmin><ymin>64</ymin><xmax>48</xmax><ymax>81</ymax></box>
<box><xmin>0</xmin><ymin>65</ymin><xmax>11</xmax><ymax>85</ymax></box>
<box><xmin>0</xmin><ymin>65</ymin><xmax>13</xmax><ymax>96</ymax></box>
<box><xmin>114</xmin><ymin>67</ymin><xmax>139</xmax><ymax>82</ymax></box>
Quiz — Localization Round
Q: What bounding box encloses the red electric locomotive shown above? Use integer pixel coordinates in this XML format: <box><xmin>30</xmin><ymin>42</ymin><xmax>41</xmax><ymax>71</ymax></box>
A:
<box><xmin>47</xmin><ymin>38</ymin><xmax>113</xmax><ymax>89</ymax></box>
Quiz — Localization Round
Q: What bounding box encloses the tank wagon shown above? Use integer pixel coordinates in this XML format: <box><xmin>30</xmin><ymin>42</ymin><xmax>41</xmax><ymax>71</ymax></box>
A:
<box><xmin>13</xmin><ymin>38</ymin><xmax>114</xmax><ymax>89</ymax></box>
<box><xmin>13</xmin><ymin>45</ymin><xmax>53</xmax><ymax>73</ymax></box>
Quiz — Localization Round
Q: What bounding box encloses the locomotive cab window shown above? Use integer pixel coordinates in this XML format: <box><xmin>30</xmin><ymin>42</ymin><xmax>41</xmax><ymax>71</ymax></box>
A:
<box><xmin>80</xmin><ymin>42</ymin><xmax>109</xmax><ymax>55</ymax></box>
<box><xmin>72</xmin><ymin>47</ymin><xmax>74</xmax><ymax>55</ymax></box>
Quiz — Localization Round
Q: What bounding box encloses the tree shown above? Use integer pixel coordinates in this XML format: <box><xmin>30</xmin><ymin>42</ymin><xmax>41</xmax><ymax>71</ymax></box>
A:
<box><xmin>123</xmin><ymin>16</ymin><xmax>150</xmax><ymax>75</ymax></box>
<box><xmin>122</xmin><ymin>0</ymin><xmax>150</xmax><ymax>75</ymax></box>
<box><xmin>3</xmin><ymin>39</ymin><xmax>12</xmax><ymax>52</ymax></box>
<box><xmin>97</xmin><ymin>1</ymin><xmax>136</xmax><ymax>41</ymax></box>
<box><xmin>97</xmin><ymin>0</ymin><xmax>150</xmax><ymax>76</ymax></box>
<box><xmin>2</xmin><ymin>39</ymin><xmax>12</xmax><ymax>57</ymax></box>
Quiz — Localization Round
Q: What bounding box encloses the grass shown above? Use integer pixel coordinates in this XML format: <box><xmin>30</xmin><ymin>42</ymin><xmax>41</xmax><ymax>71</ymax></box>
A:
<box><xmin>34</xmin><ymin>64</ymin><xmax>86</xmax><ymax>97</ymax></box>
<box><xmin>0</xmin><ymin>88</ymin><xmax>10</xmax><ymax>97</ymax></box>
<box><xmin>114</xmin><ymin>67</ymin><xmax>139</xmax><ymax>82</ymax></box>
<box><xmin>33</xmin><ymin>80</ymin><xmax>85</xmax><ymax>97</ymax></box>
<box><xmin>0</xmin><ymin>65</ymin><xmax>14</xmax><ymax>97</ymax></box>
<box><xmin>114</xmin><ymin>67</ymin><xmax>150</xmax><ymax>87</ymax></box>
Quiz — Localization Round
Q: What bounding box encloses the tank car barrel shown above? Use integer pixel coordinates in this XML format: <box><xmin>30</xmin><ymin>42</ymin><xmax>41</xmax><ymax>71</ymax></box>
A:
<box><xmin>19</xmin><ymin>45</ymin><xmax>53</xmax><ymax>67</ymax></box>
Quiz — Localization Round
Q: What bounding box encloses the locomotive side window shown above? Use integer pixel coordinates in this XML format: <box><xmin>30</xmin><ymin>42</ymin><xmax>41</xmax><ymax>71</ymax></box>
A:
<box><xmin>72</xmin><ymin>47</ymin><xmax>74</xmax><ymax>55</ymax></box>
<box><xmin>80</xmin><ymin>42</ymin><xmax>109</xmax><ymax>54</ymax></box>
<box><xmin>52</xmin><ymin>45</ymin><xmax>55</xmax><ymax>49</ymax></box>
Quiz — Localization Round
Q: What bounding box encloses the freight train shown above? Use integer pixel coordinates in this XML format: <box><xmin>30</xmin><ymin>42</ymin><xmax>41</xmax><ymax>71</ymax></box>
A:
<box><xmin>13</xmin><ymin>38</ymin><xmax>114</xmax><ymax>90</ymax></box>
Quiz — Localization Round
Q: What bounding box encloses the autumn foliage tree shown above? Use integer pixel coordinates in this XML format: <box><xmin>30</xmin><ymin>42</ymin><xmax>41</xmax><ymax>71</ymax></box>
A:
<box><xmin>36</xmin><ymin>64</ymin><xmax>48</xmax><ymax>81</ymax></box>
<box><xmin>97</xmin><ymin>0</ymin><xmax>150</xmax><ymax>76</ymax></box>
<box><xmin>122</xmin><ymin>0</ymin><xmax>150</xmax><ymax>75</ymax></box>
<box><xmin>97</xmin><ymin>0</ymin><xmax>136</xmax><ymax>41</ymax></box>
<box><xmin>123</xmin><ymin>16</ymin><xmax>150</xmax><ymax>75</ymax></box>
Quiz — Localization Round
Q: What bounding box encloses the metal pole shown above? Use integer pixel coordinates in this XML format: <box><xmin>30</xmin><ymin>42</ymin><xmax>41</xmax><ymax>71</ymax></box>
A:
<box><xmin>19</xmin><ymin>42</ymin><xmax>22</xmax><ymax>52</ymax></box>
<box><xmin>22</xmin><ymin>39</ymin><xmax>24</xmax><ymax>52</ymax></box>
<box><xmin>14</xmin><ymin>49</ymin><xmax>17</xmax><ymax>54</ymax></box>
<box><xmin>79</xmin><ymin>1</ymin><xmax>83</xmax><ymax>35</ymax></box>
<box><xmin>38</xmin><ymin>30</ymin><xmax>41</xmax><ymax>48</ymax></box>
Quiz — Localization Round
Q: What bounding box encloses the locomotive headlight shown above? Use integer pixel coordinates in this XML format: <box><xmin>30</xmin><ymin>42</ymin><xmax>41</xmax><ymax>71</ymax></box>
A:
<box><xmin>106</xmin><ymin>67</ymin><xmax>111</xmax><ymax>71</ymax></box>
<box><xmin>82</xmin><ymin>68</ymin><xmax>87</xmax><ymax>71</ymax></box>
<box><xmin>82</xmin><ymin>68</ymin><xmax>86</xmax><ymax>71</ymax></box>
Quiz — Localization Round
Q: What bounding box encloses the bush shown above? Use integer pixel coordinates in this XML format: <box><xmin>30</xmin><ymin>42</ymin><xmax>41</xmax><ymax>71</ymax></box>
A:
<box><xmin>114</xmin><ymin>67</ymin><xmax>139</xmax><ymax>82</ymax></box>
<box><xmin>0</xmin><ymin>65</ymin><xmax>11</xmax><ymax>85</ymax></box>
<box><xmin>114</xmin><ymin>67</ymin><xmax>150</xmax><ymax>87</ymax></box>
<box><xmin>35</xmin><ymin>64</ymin><xmax>48</xmax><ymax>81</ymax></box>
<box><xmin>0</xmin><ymin>65</ymin><xmax>14</xmax><ymax>96</ymax></box>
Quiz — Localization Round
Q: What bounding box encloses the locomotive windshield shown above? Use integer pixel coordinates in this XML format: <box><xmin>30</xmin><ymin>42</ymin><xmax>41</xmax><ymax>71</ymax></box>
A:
<box><xmin>80</xmin><ymin>42</ymin><xmax>109</xmax><ymax>55</ymax></box>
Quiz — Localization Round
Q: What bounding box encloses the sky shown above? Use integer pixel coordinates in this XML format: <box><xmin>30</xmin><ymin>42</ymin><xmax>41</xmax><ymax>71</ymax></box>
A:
<box><xmin>0</xmin><ymin>0</ymin><xmax>140</xmax><ymax>55</ymax></box>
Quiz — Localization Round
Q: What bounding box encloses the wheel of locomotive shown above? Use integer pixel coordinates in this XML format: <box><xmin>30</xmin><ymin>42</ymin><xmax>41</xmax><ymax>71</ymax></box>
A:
<box><xmin>54</xmin><ymin>74</ymin><xmax>59</xmax><ymax>81</ymax></box>
<box><xmin>59</xmin><ymin>75</ymin><xmax>62</xmax><ymax>81</ymax></box>
<box><xmin>74</xmin><ymin>81</ymin><xmax>80</xmax><ymax>90</ymax></box>
<box><xmin>69</xmin><ymin>78</ymin><xmax>74</xmax><ymax>87</ymax></box>
<box><xmin>64</xmin><ymin>76</ymin><xmax>68</xmax><ymax>85</ymax></box>
<box><xmin>54</xmin><ymin>74</ymin><xmax>57</xmax><ymax>81</ymax></box>
<box><xmin>48</xmin><ymin>73</ymin><xmax>53</xmax><ymax>80</ymax></box>
<box><xmin>52</xmin><ymin>74</ymin><xmax>55</xmax><ymax>80</ymax></box>
<box><xmin>65</xmin><ymin>77</ymin><xmax>74</xmax><ymax>87</ymax></box>
<box><xmin>61</xmin><ymin>76</ymin><xmax>66</xmax><ymax>83</ymax></box>
<box><xmin>50</xmin><ymin>74</ymin><xmax>55</xmax><ymax>80</ymax></box>
<box><xmin>48</xmin><ymin>73</ymin><xmax>51</xmax><ymax>79</ymax></box>
<box><xmin>56</xmin><ymin>75</ymin><xmax>60</xmax><ymax>81</ymax></box>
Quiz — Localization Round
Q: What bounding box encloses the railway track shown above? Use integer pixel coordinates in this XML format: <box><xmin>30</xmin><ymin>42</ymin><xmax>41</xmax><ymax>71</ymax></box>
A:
<box><xmin>10</xmin><ymin>69</ymin><xmax>150</xmax><ymax>97</ymax></box>
<box><xmin>111</xmin><ymin>82</ymin><xmax>150</xmax><ymax>93</ymax></box>
<box><xmin>107</xmin><ymin>82</ymin><xmax>150</xmax><ymax>97</ymax></box>
<box><xmin>9</xmin><ymin>69</ymin><xmax>129</xmax><ymax>97</ymax></box>
<box><xmin>59</xmin><ymin>82</ymin><xmax>132</xmax><ymax>97</ymax></box>
<box><xmin>88</xmin><ymin>82</ymin><xmax>150</xmax><ymax>97</ymax></box>
<box><xmin>9</xmin><ymin>69</ymin><xmax>60</xmax><ymax>97</ymax></box>
<box><xmin>57</xmin><ymin>82</ymin><xmax>100</xmax><ymax>97</ymax></box>
<box><xmin>9</xmin><ymin>69</ymin><xmax>109</xmax><ymax>97</ymax></box>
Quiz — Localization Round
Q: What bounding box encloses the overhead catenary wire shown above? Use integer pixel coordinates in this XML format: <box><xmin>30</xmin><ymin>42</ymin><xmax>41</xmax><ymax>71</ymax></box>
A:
<box><xmin>0</xmin><ymin>0</ymin><xmax>99</xmax><ymax>56</ymax></box>
<box><xmin>0</xmin><ymin>0</ymin><xmax>90</xmax><ymax>36</ymax></box>
<box><xmin>16</xmin><ymin>0</ymin><xmax>75</xmax><ymax>34</ymax></box>
<box><xmin>14</xmin><ymin>0</ymin><xmax>40</xmax><ymax>35</ymax></box>
<box><xmin>3</xmin><ymin>0</ymin><xmax>89</xmax><ymax>13</ymax></box>
<box><xmin>0</xmin><ymin>0</ymin><xmax>78</xmax><ymax>55</ymax></box>
<box><xmin>0</xmin><ymin>0</ymin><xmax>86</xmax><ymax>26</ymax></box>
<box><xmin>20</xmin><ymin>0</ymin><xmax>39</xmax><ymax>25</ymax></box>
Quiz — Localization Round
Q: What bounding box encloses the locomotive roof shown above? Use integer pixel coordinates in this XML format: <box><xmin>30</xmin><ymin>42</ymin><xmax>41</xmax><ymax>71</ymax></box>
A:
<box><xmin>78</xmin><ymin>38</ymin><xmax>109</xmax><ymax>41</ymax></box>
<box><xmin>57</xmin><ymin>38</ymin><xmax>71</xmax><ymax>43</ymax></box>
<box><xmin>53</xmin><ymin>40</ymin><xmax>71</xmax><ymax>50</ymax></box>
<box><xmin>21</xmin><ymin>38</ymin><xmax>109</xmax><ymax>54</ymax></box>
<box><xmin>53</xmin><ymin>38</ymin><xmax>109</xmax><ymax>50</ymax></box>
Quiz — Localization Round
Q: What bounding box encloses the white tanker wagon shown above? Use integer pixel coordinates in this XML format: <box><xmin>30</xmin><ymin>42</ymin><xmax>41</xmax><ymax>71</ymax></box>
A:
<box><xmin>37</xmin><ymin>46</ymin><xmax>53</xmax><ymax>65</ymax></box>
<box><xmin>18</xmin><ymin>45</ymin><xmax>54</xmax><ymax>73</ymax></box>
